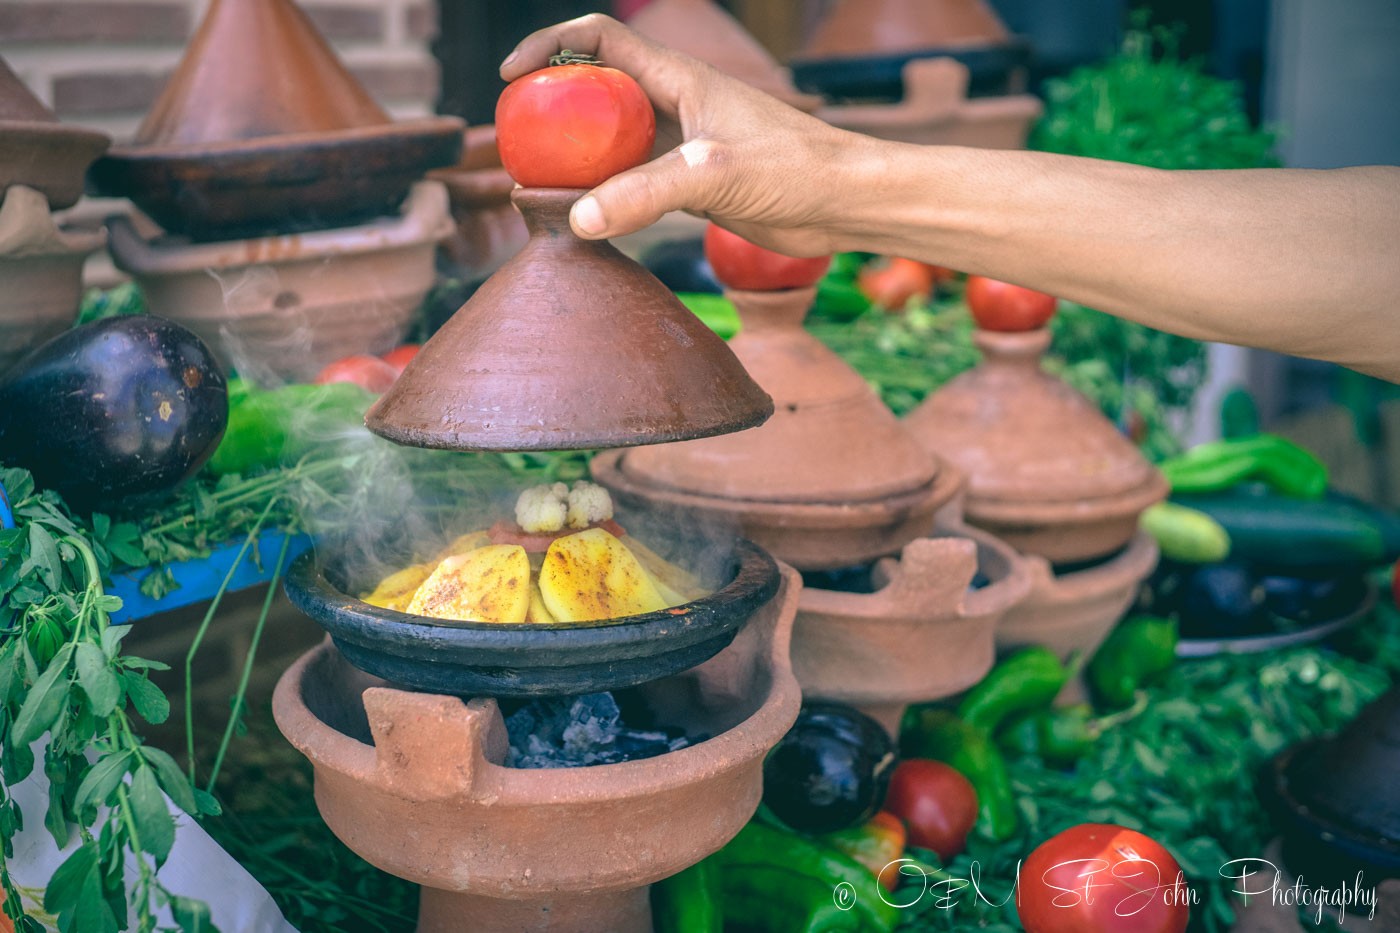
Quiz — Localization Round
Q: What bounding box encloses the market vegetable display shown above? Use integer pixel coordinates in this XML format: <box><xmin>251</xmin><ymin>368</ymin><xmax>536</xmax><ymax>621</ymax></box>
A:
<box><xmin>0</xmin><ymin>316</ymin><xmax>228</xmax><ymax>509</ymax></box>
<box><xmin>495</xmin><ymin>50</ymin><xmax>656</xmax><ymax>188</ymax></box>
<box><xmin>703</xmin><ymin>224</ymin><xmax>830</xmax><ymax>292</ymax></box>
<box><xmin>762</xmin><ymin>701</ymin><xmax>896</xmax><ymax>835</ymax></box>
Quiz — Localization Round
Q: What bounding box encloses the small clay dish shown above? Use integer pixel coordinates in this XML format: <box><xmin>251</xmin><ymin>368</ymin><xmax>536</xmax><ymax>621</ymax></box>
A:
<box><xmin>283</xmin><ymin>538</ymin><xmax>780</xmax><ymax>697</ymax></box>
<box><xmin>88</xmin><ymin>118</ymin><xmax>464</xmax><ymax>241</ymax></box>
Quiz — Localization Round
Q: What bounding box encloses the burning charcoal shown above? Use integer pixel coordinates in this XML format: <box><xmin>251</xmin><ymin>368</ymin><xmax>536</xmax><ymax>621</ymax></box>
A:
<box><xmin>504</xmin><ymin>691</ymin><xmax>693</xmax><ymax>769</ymax></box>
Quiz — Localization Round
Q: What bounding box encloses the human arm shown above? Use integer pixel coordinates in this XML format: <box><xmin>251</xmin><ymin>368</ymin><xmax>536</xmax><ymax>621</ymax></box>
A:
<box><xmin>502</xmin><ymin>15</ymin><xmax>1400</xmax><ymax>381</ymax></box>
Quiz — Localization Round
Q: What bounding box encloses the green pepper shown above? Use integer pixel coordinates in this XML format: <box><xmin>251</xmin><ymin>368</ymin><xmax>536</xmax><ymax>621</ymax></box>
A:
<box><xmin>899</xmin><ymin>709</ymin><xmax>1017</xmax><ymax>841</ymax></box>
<box><xmin>715</xmin><ymin>823</ymin><xmax>899</xmax><ymax>932</ymax></box>
<box><xmin>651</xmin><ymin>859</ymin><xmax>722</xmax><ymax>933</ymax></box>
<box><xmin>956</xmin><ymin>647</ymin><xmax>1068</xmax><ymax>733</ymax></box>
<box><xmin>1088</xmin><ymin>615</ymin><xmax>1179</xmax><ymax>708</ymax></box>
<box><xmin>997</xmin><ymin>695</ymin><xmax>1149</xmax><ymax>766</ymax></box>
<box><xmin>677</xmin><ymin>292</ymin><xmax>741</xmax><ymax>340</ymax></box>
<box><xmin>812</xmin><ymin>279</ymin><xmax>871</xmax><ymax>322</ymax></box>
<box><xmin>209</xmin><ymin>382</ymin><xmax>375</xmax><ymax>476</ymax></box>
<box><xmin>1157</xmin><ymin>434</ymin><xmax>1328</xmax><ymax>500</ymax></box>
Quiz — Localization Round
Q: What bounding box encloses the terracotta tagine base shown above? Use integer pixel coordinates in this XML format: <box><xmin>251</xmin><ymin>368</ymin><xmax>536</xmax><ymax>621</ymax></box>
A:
<box><xmin>0</xmin><ymin>57</ymin><xmax>110</xmax><ymax>210</ymax></box>
<box><xmin>273</xmin><ymin>565</ymin><xmax>802</xmax><ymax>933</ymax></box>
<box><xmin>816</xmin><ymin>57</ymin><xmax>1041</xmax><ymax>150</ymax></box>
<box><xmin>368</xmin><ymin>188</ymin><xmax>772</xmax><ymax>452</ymax></box>
<box><xmin>0</xmin><ymin>186</ymin><xmax>105</xmax><ymax>373</ymax></box>
<box><xmin>996</xmin><ymin>531</ymin><xmax>1159</xmax><ymax>699</ymax></box>
<box><xmin>905</xmin><ymin>327</ymin><xmax>1168</xmax><ymax>565</ymax></box>
<box><xmin>106</xmin><ymin>181</ymin><xmax>450</xmax><ymax>385</ymax></box>
<box><xmin>794</xmin><ymin>511</ymin><xmax>1031</xmax><ymax>737</ymax></box>
<box><xmin>431</xmin><ymin>126</ymin><xmax>529</xmax><ymax>282</ymax></box>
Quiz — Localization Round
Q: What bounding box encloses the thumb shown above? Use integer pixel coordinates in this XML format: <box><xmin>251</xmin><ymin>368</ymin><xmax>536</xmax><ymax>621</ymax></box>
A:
<box><xmin>570</xmin><ymin>141</ymin><xmax>723</xmax><ymax>240</ymax></box>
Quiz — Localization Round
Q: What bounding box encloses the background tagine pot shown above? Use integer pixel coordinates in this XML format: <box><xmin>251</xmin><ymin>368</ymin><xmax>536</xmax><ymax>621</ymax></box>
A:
<box><xmin>274</xmin><ymin>565</ymin><xmax>802</xmax><ymax>933</ymax></box>
<box><xmin>906</xmin><ymin>324</ymin><xmax>1166</xmax><ymax>665</ymax></box>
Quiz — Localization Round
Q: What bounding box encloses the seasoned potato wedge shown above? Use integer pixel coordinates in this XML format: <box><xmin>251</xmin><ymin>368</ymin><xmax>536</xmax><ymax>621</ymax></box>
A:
<box><xmin>539</xmin><ymin>528</ymin><xmax>667</xmax><ymax>622</ymax></box>
<box><xmin>362</xmin><ymin>562</ymin><xmax>435</xmax><ymax>611</ymax></box>
<box><xmin>436</xmin><ymin>530</ymin><xmax>492</xmax><ymax>560</ymax></box>
<box><xmin>406</xmin><ymin>544</ymin><xmax>530</xmax><ymax>623</ymax></box>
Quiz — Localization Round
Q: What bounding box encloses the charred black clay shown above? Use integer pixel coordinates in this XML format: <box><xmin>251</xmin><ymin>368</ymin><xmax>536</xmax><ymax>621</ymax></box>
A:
<box><xmin>0</xmin><ymin>315</ymin><xmax>228</xmax><ymax>507</ymax></box>
<box><xmin>762</xmin><ymin>701</ymin><xmax>896</xmax><ymax>834</ymax></box>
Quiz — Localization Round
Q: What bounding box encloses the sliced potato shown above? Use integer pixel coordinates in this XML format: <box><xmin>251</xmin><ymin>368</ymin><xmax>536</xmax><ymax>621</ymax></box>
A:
<box><xmin>526</xmin><ymin>581</ymin><xmax>557</xmax><ymax>623</ymax></box>
<box><xmin>363</xmin><ymin>562</ymin><xmax>435</xmax><ymax>611</ymax></box>
<box><xmin>436</xmin><ymin>530</ymin><xmax>491</xmax><ymax>560</ymax></box>
<box><xmin>406</xmin><ymin>544</ymin><xmax>530</xmax><ymax>623</ymax></box>
<box><xmin>539</xmin><ymin>528</ymin><xmax>668</xmax><ymax>623</ymax></box>
<box><xmin>624</xmin><ymin>537</ymin><xmax>708</xmax><ymax>603</ymax></box>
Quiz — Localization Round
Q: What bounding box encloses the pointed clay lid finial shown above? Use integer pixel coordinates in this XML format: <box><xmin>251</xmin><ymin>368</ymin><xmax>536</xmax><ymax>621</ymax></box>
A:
<box><xmin>134</xmin><ymin>0</ymin><xmax>390</xmax><ymax>148</ymax></box>
<box><xmin>802</xmin><ymin>0</ymin><xmax>1009</xmax><ymax>59</ymax></box>
<box><xmin>622</xmin><ymin>286</ymin><xmax>940</xmax><ymax>504</ymax></box>
<box><xmin>0</xmin><ymin>58</ymin><xmax>56</xmax><ymax>123</ymax></box>
<box><xmin>366</xmin><ymin>188</ymin><xmax>773</xmax><ymax>452</ymax></box>
<box><xmin>628</xmin><ymin>0</ymin><xmax>822</xmax><ymax>112</ymax></box>
<box><xmin>904</xmin><ymin>328</ymin><xmax>1159</xmax><ymax>506</ymax></box>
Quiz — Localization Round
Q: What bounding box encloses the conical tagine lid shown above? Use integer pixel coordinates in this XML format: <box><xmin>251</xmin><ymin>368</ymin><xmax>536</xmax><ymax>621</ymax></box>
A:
<box><xmin>622</xmin><ymin>286</ymin><xmax>940</xmax><ymax>503</ymax></box>
<box><xmin>133</xmin><ymin>0</ymin><xmax>389</xmax><ymax>147</ymax></box>
<box><xmin>801</xmin><ymin>0</ymin><xmax>1009</xmax><ymax>59</ymax></box>
<box><xmin>904</xmin><ymin>328</ymin><xmax>1156</xmax><ymax>505</ymax></box>
<box><xmin>366</xmin><ymin>188</ymin><xmax>773</xmax><ymax>451</ymax></box>
<box><xmin>628</xmin><ymin>0</ymin><xmax>821</xmax><ymax>111</ymax></box>
<box><xmin>0</xmin><ymin>54</ymin><xmax>111</xmax><ymax>210</ymax></box>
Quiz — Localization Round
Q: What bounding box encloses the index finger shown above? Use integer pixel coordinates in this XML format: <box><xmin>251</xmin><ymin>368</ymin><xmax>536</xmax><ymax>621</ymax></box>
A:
<box><xmin>499</xmin><ymin>13</ymin><xmax>688</xmax><ymax>118</ymax></box>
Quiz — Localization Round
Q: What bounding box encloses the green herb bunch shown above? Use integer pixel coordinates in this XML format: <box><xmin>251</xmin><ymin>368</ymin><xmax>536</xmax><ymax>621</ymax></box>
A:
<box><xmin>1</xmin><ymin>468</ymin><xmax>218</xmax><ymax>932</ymax></box>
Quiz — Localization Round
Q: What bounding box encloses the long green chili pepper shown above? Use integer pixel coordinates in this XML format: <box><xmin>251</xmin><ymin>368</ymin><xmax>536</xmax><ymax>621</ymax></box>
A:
<box><xmin>956</xmin><ymin>647</ymin><xmax>1069</xmax><ymax>733</ymax></box>
<box><xmin>1088</xmin><ymin>615</ymin><xmax>1180</xmax><ymax>708</ymax></box>
<box><xmin>651</xmin><ymin>859</ymin><xmax>722</xmax><ymax>933</ymax></box>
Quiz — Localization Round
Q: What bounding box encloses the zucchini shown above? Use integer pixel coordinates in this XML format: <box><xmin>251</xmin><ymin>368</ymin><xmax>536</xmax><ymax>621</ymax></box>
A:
<box><xmin>1172</xmin><ymin>489</ymin><xmax>1387</xmax><ymax>568</ymax></box>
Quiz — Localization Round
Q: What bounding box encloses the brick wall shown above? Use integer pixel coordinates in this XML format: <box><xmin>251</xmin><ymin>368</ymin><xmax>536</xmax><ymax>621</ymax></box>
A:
<box><xmin>0</xmin><ymin>0</ymin><xmax>442</xmax><ymax>142</ymax></box>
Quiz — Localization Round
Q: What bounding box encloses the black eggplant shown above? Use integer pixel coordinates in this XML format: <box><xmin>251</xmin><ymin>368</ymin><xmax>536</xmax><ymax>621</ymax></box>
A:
<box><xmin>641</xmin><ymin>238</ymin><xmax>722</xmax><ymax>294</ymax></box>
<box><xmin>762</xmin><ymin>701</ymin><xmax>896</xmax><ymax>834</ymax></box>
<box><xmin>0</xmin><ymin>315</ymin><xmax>228</xmax><ymax>507</ymax></box>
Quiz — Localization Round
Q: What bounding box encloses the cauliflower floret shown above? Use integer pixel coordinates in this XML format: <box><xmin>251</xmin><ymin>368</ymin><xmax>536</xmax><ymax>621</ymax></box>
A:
<box><xmin>515</xmin><ymin>482</ymin><xmax>568</xmax><ymax>533</ymax></box>
<box><xmin>566</xmin><ymin>480</ymin><xmax>614</xmax><ymax>529</ymax></box>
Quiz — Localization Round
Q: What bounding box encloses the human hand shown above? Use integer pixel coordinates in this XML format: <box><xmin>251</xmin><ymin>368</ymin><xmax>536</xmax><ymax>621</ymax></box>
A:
<box><xmin>500</xmin><ymin>14</ymin><xmax>867</xmax><ymax>257</ymax></box>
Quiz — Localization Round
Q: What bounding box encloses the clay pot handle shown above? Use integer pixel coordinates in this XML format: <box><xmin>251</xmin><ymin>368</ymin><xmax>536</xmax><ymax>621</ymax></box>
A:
<box><xmin>362</xmin><ymin>688</ymin><xmax>509</xmax><ymax>801</ymax></box>
<box><xmin>871</xmin><ymin>536</ymin><xmax>977</xmax><ymax>612</ymax></box>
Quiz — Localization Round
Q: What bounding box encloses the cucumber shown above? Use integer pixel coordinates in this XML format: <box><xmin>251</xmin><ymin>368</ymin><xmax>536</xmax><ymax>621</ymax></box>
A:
<box><xmin>1172</xmin><ymin>489</ymin><xmax>1387</xmax><ymax>568</ymax></box>
<box><xmin>1140</xmin><ymin>502</ymin><xmax>1232</xmax><ymax>563</ymax></box>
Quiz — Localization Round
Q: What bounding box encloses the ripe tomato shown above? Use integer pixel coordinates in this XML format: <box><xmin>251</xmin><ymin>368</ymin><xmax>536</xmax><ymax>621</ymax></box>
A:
<box><xmin>883</xmin><ymin>759</ymin><xmax>978</xmax><ymax>861</ymax></box>
<box><xmin>703</xmin><ymin>224</ymin><xmax>831</xmax><ymax>291</ymax></box>
<box><xmin>858</xmin><ymin>257</ymin><xmax>936</xmax><ymax>312</ymax></box>
<box><xmin>495</xmin><ymin>55</ymin><xmax>656</xmax><ymax>189</ymax></box>
<box><xmin>965</xmin><ymin>276</ymin><xmax>1058</xmax><ymax>331</ymax></box>
<box><xmin>1019</xmin><ymin>824</ymin><xmax>1189</xmax><ymax>933</ymax></box>
<box><xmin>380</xmin><ymin>344</ymin><xmax>420</xmax><ymax>376</ymax></box>
<box><xmin>313</xmin><ymin>355</ymin><xmax>398</xmax><ymax>394</ymax></box>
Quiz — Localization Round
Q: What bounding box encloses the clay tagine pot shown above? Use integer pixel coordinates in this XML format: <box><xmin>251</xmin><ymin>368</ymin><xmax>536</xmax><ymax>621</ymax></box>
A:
<box><xmin>0</xmin><ymin>186</ymin><xmax>105</xmax><ymax>373</ymax></box>
<box><xmin>88</xmin><ymin>0</ymin><xmax>462</xmax><ymax>240</ymax></box>
<box><xmin>1266</xmin><ymin>685</ymin><xmax>1400</xmax><ymax>888</ymax></box>
<box><xmin>430</xmin><ymin>125</ymin><xmax>529</xmax><ymax>282</ymax></box>
<box><xmin>106</xmin><ymin>181</ymin><xmax>451</xmax><ymax>385</ymax></box>
<box><xmin>790</xmin><ymin>0</ymin><xmax>1030</xmax><ymax>102</ymax></box>
<box><xmin>0</xmin><ymin>56</ymin><xmax>110</xmax><ymax>210</ymax></box>
<box><xmin>273</xmin><ymin>563</ymin><xmax>802</xmax><ymax>932</ymax></box>
<box><xmin>594</xmin><ymin>285</ymin><xmax>960</xmax><ymax>569</ymax></box>
<box><xmin>367</xmin><ymin>188</ymin><xmax>772</xmax><ymax>452</ymax></box>
<box><xmin>905</xmin><ymin>327</ymin><xmax>1169</xmax><ymax>565</ymax></box>
<box><xmin>627</xmin><ymin>0</ymin><xmax>822</xmax><ymax>112</ymax></box>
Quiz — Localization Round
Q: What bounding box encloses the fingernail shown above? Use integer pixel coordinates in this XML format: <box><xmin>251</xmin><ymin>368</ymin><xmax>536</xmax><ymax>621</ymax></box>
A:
<box><xmin>501</xmin><ymin>50</ymin><xmax>519</xmax><ymax>70</ymax></box>
<box><xmin>572</xmin><ymin>196</ymin><xmax>606</xmax><ymax>236</ymax></box>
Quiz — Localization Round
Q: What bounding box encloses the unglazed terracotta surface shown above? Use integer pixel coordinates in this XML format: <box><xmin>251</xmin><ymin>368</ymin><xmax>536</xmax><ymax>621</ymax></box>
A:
<box><xmin>0</xmin><ymin>57</ymin><xmax>109</xmax><ymax>210</ymax></box>
<box><xmin>628</xmin><ymin>0</ymin><xmax>822</xmax><ymax>112</ymax></box>
<box><xmin>0</xmin><ymin>186</ymin><xmax>105</xmax><ymax>373</ymax></box>
<box><xmin>905</xmin><ymin>328</ymin><xmax>1168</xmax><ymax>563</ymax></box>
<box><xmin>431</xmin><ymin>126</ymin><xmax>529</xmax><ymax>281</ymax></box>
<box><xmin>107</xmin><ymin>182</ymin><xmax>450</xmax><ymax>384</ymax></box>
<box><xmin>593</xmin><ymin>284</ymin><xmax>956</xmax><ymax>568</ymax></box>
<box><xmin>87</xmin><ymin>0</ymin><xmax>461</xmax><ymax>239</ymax></box>
<box><xmin>273</xmin><ymin>565</ymin><xmax>803</xmax><ymax>933</ymax></box>
<box><xmin>367</xmin><ymin>188</ymin><xmax>773</xmax><ymax>452</ymax></box>
<box><xmin>817</xmin><ymin>57</ymin><xmax>1041</xmax><ymax>149</ymax></box>
<box><xmin>802</xmin><ymin>0</ymin><xmax>1009</xmax><ymax>58</ymax></box>
<box><xmin>794</xmin><ymin>512</ymin><xmax>1031</xmax><ymax>738</ymax></box>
